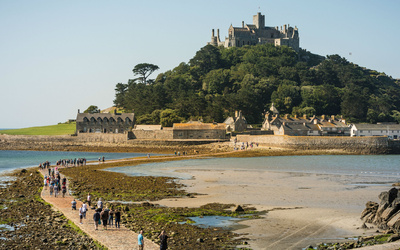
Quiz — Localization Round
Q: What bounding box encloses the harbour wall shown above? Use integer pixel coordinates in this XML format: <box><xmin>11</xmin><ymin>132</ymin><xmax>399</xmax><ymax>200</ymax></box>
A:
<box><xmin>235</xmin><ymin>135</ymin><xmax>395</xmax><ymax>154</ymax></box>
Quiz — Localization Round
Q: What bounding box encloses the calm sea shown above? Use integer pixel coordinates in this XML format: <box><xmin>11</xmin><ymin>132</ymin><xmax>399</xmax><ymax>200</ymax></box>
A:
<box><xmin>0</xmin><ymin>150</ymin><xmax>145</xmax><ymax>175</ymax></box>
<box><xmin>109</xmin><ymin>155</ymin><xmax>400</xmax><ymax>184</ymax></box>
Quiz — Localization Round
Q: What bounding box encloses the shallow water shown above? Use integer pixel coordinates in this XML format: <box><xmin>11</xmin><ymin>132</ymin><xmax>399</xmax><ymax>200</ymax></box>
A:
<box><xmin>184</xmin><ymin>216</ymin><xmax>243</xmax><ymax>229</ymax></box>
<box><xmin>0</xmin><ymin>150</ymin><xmax>146</xmax><ymax>175</ymax></box>
<box><xmin>109</xmin><ymin>155</ymin><xmax>400</xmax><ymax>185</ymax></box>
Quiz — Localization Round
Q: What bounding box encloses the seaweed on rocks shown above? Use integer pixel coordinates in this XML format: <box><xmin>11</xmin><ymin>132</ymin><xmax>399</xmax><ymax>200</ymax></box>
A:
<box><xmin>0</xmin><ymin>169</ymin><xmax>103</xmax><ymax>249</ymax></box>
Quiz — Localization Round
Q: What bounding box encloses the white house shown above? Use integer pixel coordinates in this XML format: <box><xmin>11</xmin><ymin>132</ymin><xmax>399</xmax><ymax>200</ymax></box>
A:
<box><xmin>350</xmin><ymin>123</ymin><xmax>400</xmax><ymax>139</ymax></box>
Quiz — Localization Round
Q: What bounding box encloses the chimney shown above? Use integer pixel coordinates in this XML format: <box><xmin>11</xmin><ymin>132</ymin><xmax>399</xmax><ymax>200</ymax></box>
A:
<box><xmin>217</xmin><ymin>29</ymin><xmax>220</xmax><ymax>42</ymax></box>
<box><xmin>78</xmin><ymin>109</ymin><xmax>80</xmax><ymax>113</ymax></box>
<box><xmin>294</xmin><ymin>114</ymin><xmax>297</xmax><ymax>119</ymax></box>
<box><xmin>331</xmin><ymin>115</ymin><xmax>335</xmax><ymax>121</ymax></box>
<box><xmin>235</xmin><ymin>110</ymin><xmax>238</xmax><ymax>118</ymax></box>
<box><xmin>212</xmin><ymin>29</ymin><xmax>215</xmax><ymax>37</ymax></box>
<box><xmin>303</xmin><ymin>114</ymin><xmax>307</xmax><ymax>119</ymax></box>
<box><xmin>321</xmin><ymin>115</ymin><xmax>325</xmax><ymax>120</ymax></box>
<box><xmin>242</xmin><ymin>21</ymin><xmax>244</xmax><ymax>28</ymax></box>
<box><xmin>284</xmin><ymin>114</ymin><xmax>289</xmax><ymax>119</ymax></box>
<box><xmin>313</xmin><ymin>119</ymin><xmax>318</xmax><ymax>125</ymax></box>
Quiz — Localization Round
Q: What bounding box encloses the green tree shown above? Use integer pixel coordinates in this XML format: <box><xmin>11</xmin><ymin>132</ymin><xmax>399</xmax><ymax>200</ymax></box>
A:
<box><xmin>160</xmin><ymin>109</ymin><xmax>184</xmax><ymax>127</ymax></box>
<box><xmin>132</xmin><ymin>63</ymin><xmax>159</xmax><ymax>85</ymax></box>
<box><xmin>114</xmin><ymin>83</ymin><xmax>128</xmax><ymax>108</ymax></box>
<box><xmin>84</xmin><ymin>105</ymin><xmax>100</xmax><ymax>114</ymax></box>
<box><xmin>189</xmin><ymin>45</ymin><xmax>222</xmax><ymax>77</ymax></box>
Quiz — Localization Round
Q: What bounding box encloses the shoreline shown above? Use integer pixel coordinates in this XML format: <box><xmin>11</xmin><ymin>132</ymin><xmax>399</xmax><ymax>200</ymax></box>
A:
<box><xmin>151</xmin><ymin>166</ymin><xmax>390</xmax><ymax>249</ymax></box>
<box><xmin>2</xmin><ymin>145</ymin><xmax>400</xmax><ymax>249</ymax></box>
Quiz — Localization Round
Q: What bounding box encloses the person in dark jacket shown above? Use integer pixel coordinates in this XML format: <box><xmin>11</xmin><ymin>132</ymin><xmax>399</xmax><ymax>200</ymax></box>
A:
<box><xmin>159</xmin><ymin>230</ymin><xmax>168</xmax><ymax>250</ymax></box>
<box><xmin>100</xmin><ymin>209</ymin><xmax>109</xmax><ymax>230</ymax></box>
<box><xmin>114</xmin><ymin>209</ymin><xmax>121</xmax><ymax>228</ymax></box>
<box><xmin>93</xmin><ymin>210</ymin><xmax>101</xmax><ymax>230</ymax></box>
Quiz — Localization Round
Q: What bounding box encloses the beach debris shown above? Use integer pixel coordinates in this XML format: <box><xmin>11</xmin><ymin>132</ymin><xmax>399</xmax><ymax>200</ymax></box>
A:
<box><xmin>234</xmin><ymin>205</ymin><xmax>244</xmax><ymax>212</ymax></box>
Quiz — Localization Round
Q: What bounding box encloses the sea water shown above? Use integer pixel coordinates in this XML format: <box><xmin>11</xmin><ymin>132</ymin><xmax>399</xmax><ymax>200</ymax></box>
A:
<box><xmin>110</xmin><ymin>155</ymin><xmax>400</xmax><ymax>185</ymax></box>
<box><xmin>0</xmin><ymin>150</ymin><xmax>145</xmax><ymax>175</ymax></box>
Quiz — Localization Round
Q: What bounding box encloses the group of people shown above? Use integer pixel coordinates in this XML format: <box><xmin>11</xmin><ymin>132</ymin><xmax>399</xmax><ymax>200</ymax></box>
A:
<box><xmin>233</xmin><ymin>141</ymin><xmax>259</xmax><ymax>150</ymax></box>
<box><xmin>75</xmin><ymin>194</ymin><xmax>169</xmax><ymax>249</ymax></box>
<box><xmin>92</xmin><ymin>199</ymin><xmax>121</xmax><ymax>230</ymax></box>
<box><xmin>174</xmin><ymin>151</ymin><xmax>188</xmax><ymax>156</ymax></box>
<box><xmin>38</xmin><ymin>161</ymin><xmax>51</xmax><ymax>169</ymax></box>
<box><xmin>41</xmin><ymin>160</ymin><xmax>169</xmax><ymax>249</ymax></box>
<box><xmin>73</xmin><ymin>194</ymin><xmax>121</xmax><ymax>230</ymax></box>
<box><xmin>43</xmin><ymin>166</ymin><xmax>67</xmax><ymax>198</ymax></box>
<box><xmin>56</xmin><ymin>158</ymin><xmax>87</xmax><ymax>167</ymax></box>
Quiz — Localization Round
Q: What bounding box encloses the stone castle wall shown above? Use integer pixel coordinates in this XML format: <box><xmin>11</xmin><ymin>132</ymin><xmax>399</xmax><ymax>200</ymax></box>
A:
<box><xmin>236</xmin><ymin>135</ymin><xmax>391</xmax><ymax>154</ymax></box>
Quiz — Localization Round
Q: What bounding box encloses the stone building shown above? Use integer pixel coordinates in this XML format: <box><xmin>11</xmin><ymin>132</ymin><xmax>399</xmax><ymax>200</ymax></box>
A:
<box><xmin>173</xmin><ymin>122</ymin><xmax>227</xmax><ymax>140</ymax></box>
<box><xmin>209</xmin><ymin>12</ymin><xmax>299</xmax><ymax>52</ymax></box>
<box><xmin>262</xmin><ymin>113</ymin><xmax>320</xmax><ymax>136</ymax></box>
<box><xmin>130</xmin><ymin>122</ymin><xmax>228</xmax><ymax>140</ymax></box>
<box><xmin>76</xmin><ymin>111</ymin><xmax>134</xmax><ymax>134</ymax></box>
<box><xmin>318</xmin><ymin>115</ymin><xmax>350</xmax><ymax>136</ymax></box>
<box><xmin>262</xmin><ymin>109</ymin><xmax>349</xmax><ymax>136</ymax></box>
<box><xmin>224</xmin><ymin>110</ymin><xmax>247</xmax><ymax>132</ymax></box>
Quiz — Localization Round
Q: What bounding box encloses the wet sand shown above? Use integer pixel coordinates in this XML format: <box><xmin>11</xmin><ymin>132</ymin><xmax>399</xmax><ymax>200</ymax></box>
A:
<box><xmin>153</xmin><ymin>166</ymin><xmax>393</xmax><ymax>249</ymax></box>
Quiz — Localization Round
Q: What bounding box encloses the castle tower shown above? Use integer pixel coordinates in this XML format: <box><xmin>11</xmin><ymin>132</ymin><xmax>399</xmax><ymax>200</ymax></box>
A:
<box><xmin>253</xmin><ymin>12</ymin><xmax>265</xmax><ymax>29</ymax></box>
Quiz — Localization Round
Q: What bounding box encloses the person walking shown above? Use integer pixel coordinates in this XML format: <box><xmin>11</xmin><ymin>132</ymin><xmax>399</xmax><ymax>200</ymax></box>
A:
<box><xmin>54</xmin><ymin>184</ymin><xmax>58</xmax><ymax>198</ymax></box>
<box><xmin>82</xmin><ymin>202</ymin><xmax>88</xmax><ymax>219</ymax></box>
<box><xmin>100</xmin><ymin>208</ymin><xmax>109</xmax><ymax>230</ymax></box>
<box><xmin>62</xmin><ymin>184</ymin><xmax>67</xmax><ymax>198</ymax></box>
<box><xmin>93</xmin><ymin>210</ymin><xmax>101</xmax><ymax>230</ymax></box>
<box><xmin>108</xmin><ymin>208</ymin><xmax>114</xmax><ymax>227</ymax></box>
<box><xmin>49</xmin><ymin>184</ymin><xmax>54</xmax><ymax>196</ymax></box>
<box><xmin>79</xmin><ymin>204</ymin><xmax>85</xmax><ymax>224</ymax></box>
<box><xmin>87</xmin><ymin>193</ymin><xmax>91</xmax><ymax>207</ymax></box>
<box><xmin>138</xmin><ymin>230</ymin><xmax>144</xmax><ymax>250</ymax></box>
<box><xmin>159</xmin><ymin>230</ymin><xmax>168</xmax><ymax>250</ymax></box>
<box><xmin>71</xmin><ymin>199</ymin><xmax>77</xmax><ymax>210</ymax></box>
<box><xmin>97</xmin><ymin>198</ymin><xmax>103</xmax><ymax>210</ymax></box>
<box><xmin>114</xmin><ymin>209</ymin><xmax>121</xmax><ymax>228</ymax></box>
<box><xmin>43</xmin><ymin>176</ymin><xmax>48</xmax><ymax>190</ymax></box>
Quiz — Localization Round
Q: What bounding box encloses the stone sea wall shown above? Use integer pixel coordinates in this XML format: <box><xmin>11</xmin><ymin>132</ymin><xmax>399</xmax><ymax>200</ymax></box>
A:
<box><xmin>0</xmin><ymin>134</ymin><xmax>222</xmax><ymax>152</ymax></box>
<box><xmin>1</xmin><ymin>133</ymin><xmax>399</xmax><ymax>154</ymax></box>
<box><xmin>236</xmin><ymin>135</ymin><xmax>393</xmax><ymax>154</ymax></box>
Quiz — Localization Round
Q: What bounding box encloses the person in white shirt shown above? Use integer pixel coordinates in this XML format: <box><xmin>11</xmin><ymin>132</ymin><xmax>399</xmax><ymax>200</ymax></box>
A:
<box><xmin>79</xmin><ymin>204</ymin><xmax>85</xmax><ymax>224</ymax></box>
<box><xmin>82</xmin><ymin>202</ymin><xmax>88</xmax><ymax>219</ymax></box>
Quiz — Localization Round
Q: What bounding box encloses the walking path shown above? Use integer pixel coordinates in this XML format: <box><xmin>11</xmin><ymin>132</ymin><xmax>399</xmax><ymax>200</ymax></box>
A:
<box><xmin>39</xmin><ymin>167</ymin><xmax>159</xmax><ymax>250</ymax></box>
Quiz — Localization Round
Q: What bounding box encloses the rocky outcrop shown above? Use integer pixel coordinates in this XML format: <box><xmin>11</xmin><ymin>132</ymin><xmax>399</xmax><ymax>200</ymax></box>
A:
<box><xmin>361</xmin><ymin>188</ymin><xmax>400</xmax><ymax>231</ymax></box>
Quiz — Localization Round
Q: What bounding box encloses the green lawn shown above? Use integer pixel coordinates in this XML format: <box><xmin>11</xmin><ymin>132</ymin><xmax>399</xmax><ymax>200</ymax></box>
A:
<box><xmin>1</xmin><ymin>122</ymin><xmax>76</xmax><ymax>135</ymax></box>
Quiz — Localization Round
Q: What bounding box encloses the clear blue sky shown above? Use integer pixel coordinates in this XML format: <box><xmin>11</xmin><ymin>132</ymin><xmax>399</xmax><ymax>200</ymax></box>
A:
<box><xmin>1</xmin><ymin>0</ymin><xmax>399</xmax><ymax>128</ymax></box>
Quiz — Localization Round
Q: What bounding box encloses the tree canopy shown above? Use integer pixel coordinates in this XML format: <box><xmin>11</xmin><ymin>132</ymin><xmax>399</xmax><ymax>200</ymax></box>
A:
<box><xmin>114</xmin><ymin>44</ymin><xmax>400</xmax><ymax>125</ymax></box>
<box><xmin>132</xmin><ymin>63</ymin><xmax>159</xmax><ymax>85</ymax></box>
<box><xmin>83</xmin><ymin>105</ymin><xmax>100</xmax><ymax>114</ymax></box>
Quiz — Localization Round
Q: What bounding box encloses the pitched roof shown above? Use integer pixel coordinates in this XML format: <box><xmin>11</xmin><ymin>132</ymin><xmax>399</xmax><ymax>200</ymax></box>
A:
<box><xmin>352</xmin><ymin>123</ymin><xmax>400</xmax><ymax>130</ymax></box>
<box><xmin>76</xmin><ymin>113</ymin><xmax>134</xmax><ymax>122</ymax></box>
<box><xmin>282</xmin><ymin>123</ymin><xmax>319</xmax><ymax>131</ymax></box>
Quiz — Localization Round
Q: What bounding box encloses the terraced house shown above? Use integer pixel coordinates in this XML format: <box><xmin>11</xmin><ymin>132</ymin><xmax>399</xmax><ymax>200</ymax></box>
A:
<box><xmin>76</xmin><ymin>111</ymin><xmax>135</xmax><ymax>134</ymax></box>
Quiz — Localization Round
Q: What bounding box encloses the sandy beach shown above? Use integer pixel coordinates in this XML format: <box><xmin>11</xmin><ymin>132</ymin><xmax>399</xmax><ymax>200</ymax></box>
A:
<box><xmin>153</xmin><ymin>165</ymin><xmax>394</xmax><ymax>249</ymax></box>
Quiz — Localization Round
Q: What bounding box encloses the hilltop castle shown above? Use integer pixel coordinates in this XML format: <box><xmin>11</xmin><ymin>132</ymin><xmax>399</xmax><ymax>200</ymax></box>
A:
<box><xmin>209</xmin><ymin>12</ymin><xmax>299</xmax><ymax>52</ymax></box>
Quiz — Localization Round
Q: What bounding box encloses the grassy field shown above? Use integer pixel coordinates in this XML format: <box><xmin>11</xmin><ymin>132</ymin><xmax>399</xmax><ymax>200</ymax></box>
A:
<box><xmin>0</xmin><ymin>122</ymin><xmax>76</xmax><ymax>135</ymax></box>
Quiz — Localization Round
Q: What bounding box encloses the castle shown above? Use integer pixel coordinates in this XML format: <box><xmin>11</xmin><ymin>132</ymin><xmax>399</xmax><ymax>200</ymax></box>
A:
<box><xmin>209</xmin><ymin>12</ymin><xmax>299</xmax><ymax>52</ymax></box>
